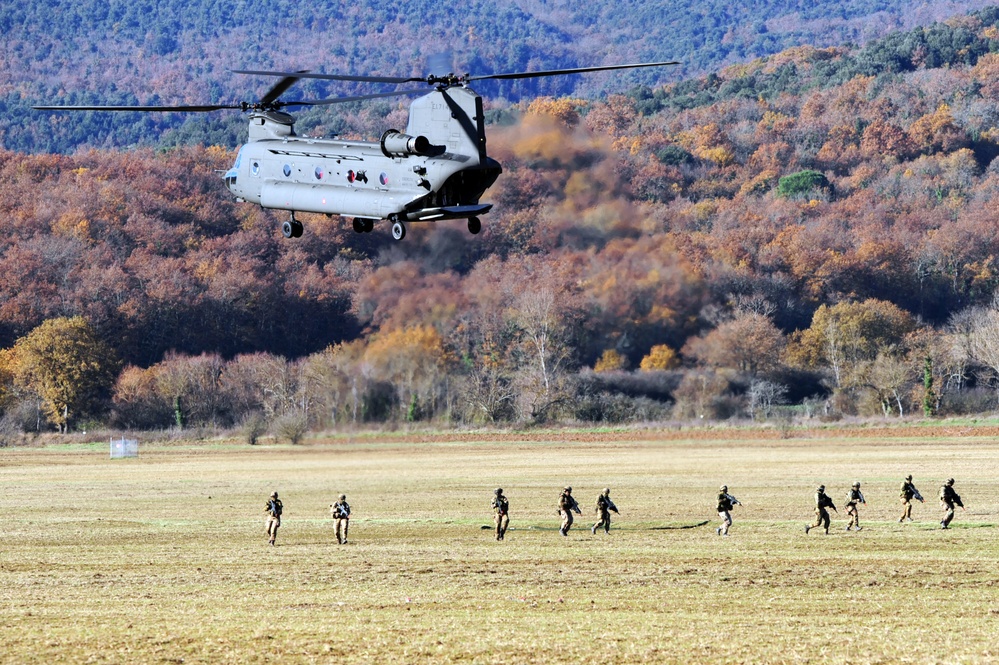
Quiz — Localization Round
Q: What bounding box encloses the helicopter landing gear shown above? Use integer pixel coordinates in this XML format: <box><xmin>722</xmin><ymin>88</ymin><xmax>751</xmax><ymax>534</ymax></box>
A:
<box><xmin>281</xmin><ymin>213</ymin><xmax>303</xmax><ymax>239</ymax></box>
<box><xmin>467</xmin><ymin>216</ymin><xmax>481</xmax><ymax>235</ymax></box>
<box><xmin>351</xmin><ymin>218</ymin><xmax>375</xmax><ymax>233</ymax></box>
<box><xmin>391</xmin><ymin>220</ymin><xmax>407</xmax><ymax>241</ymax></box>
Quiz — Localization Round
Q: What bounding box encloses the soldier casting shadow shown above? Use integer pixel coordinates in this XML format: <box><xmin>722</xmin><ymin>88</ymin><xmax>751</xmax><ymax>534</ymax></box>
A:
<box><xmin>265</xmin><ymin>491</ymin><xmax>283</xmax><ymax>546</ymax></box>
<box><xmin>716</xmin><ymin>485</ymin><xmax>741</xmax><ymax>536</ymax></box>
<box><xmin>330</xmin><ymin>494</ymin><xmax>351</xmax><ymax>544</ymax></box>
<box><xmin>558</xmin><ymin>486</ymin><xmax>581</xmax><ymax>537</ymax></box>
<box><xmin>805</xmin><ymin>485</ymin><xmax>836</xmax><ymax>535</ymax></box>
<box><xmin>591</xmin><ymin>488</ymin><xmax>619</xmax><ymax>535</ymax></box>
<box><xmin>939</xmin><ymin>478</ymin><xmax>965</xmax><ymax>529</ymax></box>
<box><xmin>492</xmin><ymin>488</ymin><xmax>509</xmax><ymax>541</ymax></box>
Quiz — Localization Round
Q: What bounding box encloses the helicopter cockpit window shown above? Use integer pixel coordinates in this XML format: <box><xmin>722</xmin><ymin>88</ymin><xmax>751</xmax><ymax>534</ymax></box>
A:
<box><xmin>283</xmin><ymin>164</ymin><xmax>292</xmax><ymax>177</ymax></box>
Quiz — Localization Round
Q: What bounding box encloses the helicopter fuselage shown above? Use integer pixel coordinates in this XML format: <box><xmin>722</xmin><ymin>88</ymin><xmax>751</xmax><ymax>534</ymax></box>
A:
<box><xmin>223</xmin><ymin>86</ymin><xmax>502</xmax><ymax>240</ymax></box>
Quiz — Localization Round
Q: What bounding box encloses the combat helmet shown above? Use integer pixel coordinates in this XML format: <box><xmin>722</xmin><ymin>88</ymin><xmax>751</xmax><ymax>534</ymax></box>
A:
<box><xmin>494</xmin><ymin>488</ymin><xmax>503</xmax><ymax>495</ymax></box>
<box><xmin>853</xmin><ymin>481</ymin><xmax>861</xmax><ymax>488</ymax></box>
<box><xmin>817</xmin><ymin>485</ymin><xmax>825</xmax><ymax>492</ymax></box>
<box><xmin>905</xmin><ymin>474</ymin><xmax>913</xmax><ymax>481</ymax></box>
<box><xmin>270</xmin><ymin>491</ymin><xmax>278</xmax><ymax>498</ymax></box>
<box><xmin>339</xmin><ymin>494</ymin><xmax>347</xmax><ymax>500</ymax></box>
<box><xmin>946</xmin><ymin>478</ymin><xmax>955</xmax><ymax>486</ymax></box>
<box><xmin>564</xmin><ymin>486</ymin><xmax>572</xmax><ymax>492</ymax></box>
<box><xmin>720</xmin><ymin>485</ymin><xmax>728</xmax><ymax>492</ymax></box>
<box><xmin>602</xmin><ymin>488</ymin><xmax>611</xmax><ymax>495</ymax></box>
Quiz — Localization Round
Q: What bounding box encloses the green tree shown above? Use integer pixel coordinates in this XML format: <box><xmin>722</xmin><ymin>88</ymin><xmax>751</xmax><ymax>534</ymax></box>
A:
<box><xmin>11</xmin><ymin>317</ymin><xmax>118</xmax><ymax>432</ymax></box>
<box><xmin>776</xmin><ymin>170</ymin><xmax>831</xmax><ymax>199</ymax></box>
<box><xmin>923</xmin><ymin>355</ymin><xmax>936</xmax><ymax>417</ymax></box>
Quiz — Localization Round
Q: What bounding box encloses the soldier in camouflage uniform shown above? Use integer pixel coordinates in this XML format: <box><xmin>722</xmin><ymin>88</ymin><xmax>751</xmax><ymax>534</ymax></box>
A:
<box><xmin>264</xmin><ymin>491</ymin><xmax>283</xmax><ymax>546</ymax></box>
<box><xmin>805</xmin><ymin>485</ymin><xmax>836</xmax><ymax>535</ymax></box>
<box><xmin>591</xmin><ymin>488</ymin><xmax>619</xmax><ymax>535</ymax></box>
<box><xmin>939</xmin><ymin>478</ymin><xmax>965</xmax><ymax>529</ymax></box>
<box><xmin>899</xmin><ymin>474</ymin><xmax>923</xmax><ymax>522</ymax></box>
<box><xmin>491</xmin><ymin>488</ymin><xmax>509</xmax><ymax>541</ymax></box>
<box><xmin>330</xmin><ymin>494</ymin><xmax>351</xmax><ymax>544</ymax></box>
<box><xmin>558</xmin><ymin>486</ymin><xmax>581</xmax><ymax>537</ymax></box>
<box><xmin>845</xmin><ymin>481</ymin><xmax>866</xmax><ymax>531</ymax></box>
<box><xmin>716</xmin><ymin>485</ymin><xmax>741</xmax><ymax>536</ymax></box>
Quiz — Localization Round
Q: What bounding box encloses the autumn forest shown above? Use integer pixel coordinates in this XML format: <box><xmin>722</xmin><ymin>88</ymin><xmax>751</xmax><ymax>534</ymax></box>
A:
<box><xmin>6</xmin><ymin>8</ymin><xmax>999</xmax><ymax>437</ymax></box>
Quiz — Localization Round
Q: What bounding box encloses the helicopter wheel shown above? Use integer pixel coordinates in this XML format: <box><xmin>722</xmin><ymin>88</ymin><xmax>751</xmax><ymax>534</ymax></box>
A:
<box><xmin>467</xmin><ymin>216</ymin><xmax>481</xmax><ymax>235</ymax></box>
<box><xmin>282</xmin><ymin>218</ymin><xmax>304</xmax><ymax>239</ymax></box>
<box><xmin>391</xmin><ymin>221</ymin><xmax>407</xmax><ymax>241</ymax></box>
<box><xmin>363</xmin><ymin>218</ymin><xmax>374</xmax><ymax>233</ymax></box>
<box><xmin>352</xmin><ymin>218</ymin><xmax>364</xmax><ymax>233</ymax></box>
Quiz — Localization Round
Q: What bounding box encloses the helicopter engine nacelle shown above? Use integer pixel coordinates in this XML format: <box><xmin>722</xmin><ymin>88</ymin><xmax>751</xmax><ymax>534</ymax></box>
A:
<box><xmin>380</xmin><ymin>129</ymin><xmax>432</xmax><ymax>157</ymax></box>
<box><xmin>248</xmin><ymin>111</ymin><xmax>296</xmax><ymax>141</ymax></box>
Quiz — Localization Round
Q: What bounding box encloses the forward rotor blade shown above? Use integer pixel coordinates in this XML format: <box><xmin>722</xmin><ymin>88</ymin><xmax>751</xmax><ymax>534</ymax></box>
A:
<box><xmin>283</xmin><ymin>88</ymin><xmax>428</xmax><ymax>107</ymax></box>
<box><xmin>467</xmin><ymin>60</ymin><xmax>680</xmax><ymax>82</ymax></box>
<box><xmin>33</xmin><ymin>104</ymin><xmax>241</xmax><ymax>112</ymax></box>
<box><xmin>236</xmin><ymin>69</ymin><xmax>423</xmax><ymax>85</ymax></box>
<box><xmin>259</xmin><ymin>72</ymin><xmax>308</xmax><ymax>106</ymax></box>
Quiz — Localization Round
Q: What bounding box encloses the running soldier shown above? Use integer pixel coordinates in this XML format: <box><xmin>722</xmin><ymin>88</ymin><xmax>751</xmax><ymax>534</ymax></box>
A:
<box><xmin>805</xmin><ymin>485</ymin><xmax>837</xmax><ymax>535</ymax></box>
<box><xmin>264</xmin><ymin>491</ymin><xmax>283</xmax><ymax>546</ymax></box>
<box><xmin>939</xmin><ymin>478</ymin><xmax>965</xmax><ymax>529</ymax></box>
<box><xmin>899</xmin><ymin>474</ymin><xmax>924</xmax><ymax>522</ymax></box>
<box><xmin>591</xmin><ymin>488</ymin><xmax>619</xmax><ymax>535</ymax></box>
<box><xmin>491</xmin><ymin>488</ymin><xmax>509</xmax><ymax>541</ymax></box>
<box><xmin>716</xmin><ymin>485</ymin><xmax>741</xmax><ymax>536</ymax></box>
<box><xmin>330</xmin><ymin>494</ymin><xmax>351</xmax><ymax>544</ymax></box>
<box><xmin>558</xmin><ymin>486</ymin><xmax>581</xmax><ymax>537</ymax></box>
<box><xmin>845</xmin><ymin>481</ymin><xmax>866</xmax><ymax>531</ymax></box>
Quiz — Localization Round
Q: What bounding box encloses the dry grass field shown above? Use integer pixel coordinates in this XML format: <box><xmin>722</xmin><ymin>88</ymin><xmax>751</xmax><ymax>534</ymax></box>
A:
<box><xmin>2</xmin><ymin>427</ymin><xmax>999</xmax><ymax>664</ymax></box>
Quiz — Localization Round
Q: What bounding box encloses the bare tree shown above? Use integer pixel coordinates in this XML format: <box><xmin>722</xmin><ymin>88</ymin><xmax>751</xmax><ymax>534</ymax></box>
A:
<box><xmin>747</xmin><ymin>379</ymin><xmax>788</xmax><ymax>420</ymax></box>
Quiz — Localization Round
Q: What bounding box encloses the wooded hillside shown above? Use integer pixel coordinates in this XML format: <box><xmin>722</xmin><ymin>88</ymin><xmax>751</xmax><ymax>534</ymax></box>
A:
<box><xmin>6</xmin><ymin>9</ymin><xmax>999</xmax><ymax>434</ymax></box>
<box><xmin>1</xmin><ymin>0</ymin><xmax>989</xmax><ymax>153</ymax></box>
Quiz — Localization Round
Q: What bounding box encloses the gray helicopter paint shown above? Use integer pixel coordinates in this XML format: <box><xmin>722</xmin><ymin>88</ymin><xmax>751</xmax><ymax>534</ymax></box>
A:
<box><xmin>224</xmin><ymin>86</ymin><xmax>499</xmax><ymax>224</ymax></box>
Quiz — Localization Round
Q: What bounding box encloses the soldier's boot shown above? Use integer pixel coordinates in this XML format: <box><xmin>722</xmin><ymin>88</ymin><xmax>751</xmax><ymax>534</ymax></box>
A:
<box><xmin>823</xmin><ymin>528</ymin><xmax>829</xmax><ymax>534</ymax></box>
<box><xmin>804</xmin><ymin>525</ymin><xmax>811</xmax><ymax>534</ymax></box>
<box><xmin>845</xmin><ymin>525</ymin><xmax>851</xmax><ymax>531</ymax></box>
<box><xmin>940</xmin><ymin>521</ymin><xmax>947</xmax><ymax>529</ymax></box>
<box><xmin>604</xmin><ymin>528</ymin><xmax>610</xmax><ymax>535</ymax></box>
<box><xmin>716</xmin><ymin>527</ymin><xmax>722</xmax><ymax>535</ymax></box>
<box><xmin>855</xmin><ymin>526</ymin><xmax>862</xmax><ymax>531</ymax></box>
<box><xmin>591</xmin><ymin>525</ymin><xmax>597</xmax><ymax>535</ymax></box>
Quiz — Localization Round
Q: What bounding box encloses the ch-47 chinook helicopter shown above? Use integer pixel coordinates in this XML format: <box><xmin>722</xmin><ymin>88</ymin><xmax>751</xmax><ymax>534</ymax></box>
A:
<box><xmin>35</xmin><ymin>61</ymin><xmax>677</xmax><ymax>241</ymax></box>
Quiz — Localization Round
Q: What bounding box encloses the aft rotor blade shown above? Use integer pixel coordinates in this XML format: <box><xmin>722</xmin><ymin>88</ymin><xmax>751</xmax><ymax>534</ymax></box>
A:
<box><xmin>284</xmin><ymin>88</ymin><xmax>428</xmax><ymax>107</ymax></box>
<box><xmin>33</xmin><ymin>104</ymin><xmax>242</xmax><ymax>112</ymax></box>
<box><xmin>236</xmin><ymin>69</ymin><xmax>423</xmax><ymax>85</ymax></box>
<box><xmin>467</xmin><ymin>60</ymin><xmax>681</xmax><ymax>82</ymax></box>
